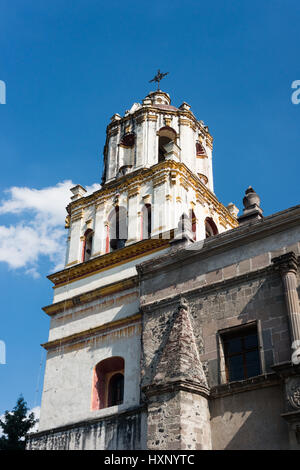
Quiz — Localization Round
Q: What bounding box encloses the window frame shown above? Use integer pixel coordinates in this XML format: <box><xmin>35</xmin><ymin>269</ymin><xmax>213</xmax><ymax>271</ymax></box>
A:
<box><xmin>217</xmin><ymin>321</ymin><xmax>264</xmax><ymax>384</ymax></box>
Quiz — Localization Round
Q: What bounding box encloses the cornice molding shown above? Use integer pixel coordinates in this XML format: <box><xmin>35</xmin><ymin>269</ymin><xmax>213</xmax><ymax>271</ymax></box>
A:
<box><xmin>41</xmin><ymin>313</ymin><xmax>141</xmax><ymax>351</ymax></box>
<box><xmin>48</xmin><ymin>237</ymin><xmax>169</xmax><ymax>288</ymax></box>
<box><xmin>67</xmin><ymin>160</ymin><xmax>237</xmax><ymax>228</ymax></box>
<box><xmin>105</xmin><ymin>105</ymin><xmax>212</xmax><ymax>139</ymax></box>
<box><xmin>210</xmin><ymin>373</ymin><xmax>280</xmax><ymax>399</ymax></box>
<box><xmin>43</xmin><ymin>276</ymin><xmax>138</xmax><ymax>316</ymax></box>
<box><xmin>142</xmin><ymin>380</ymin><xmax>210</xmax><ymax>400</ymax></box>
<box><xmin>137</xmin><ymin>204</ymin><xmax>300</xmax><ymax>279</ymax></box>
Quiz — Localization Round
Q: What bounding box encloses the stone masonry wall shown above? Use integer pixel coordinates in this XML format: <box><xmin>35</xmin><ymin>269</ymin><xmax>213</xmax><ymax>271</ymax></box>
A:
<box><xmin>147</xmin><ymin>391</ymin><xmax>211</xmax><ymax>450</ymax></box>
<box><xmin>141</xmin><ymin>269</ymin><xmax>290</xmax><ymax>389</ymax></box>
<box><xmin>139</xmin><ymin>223</ymin><xmax>300</xmax><ymax>449</ymax></box>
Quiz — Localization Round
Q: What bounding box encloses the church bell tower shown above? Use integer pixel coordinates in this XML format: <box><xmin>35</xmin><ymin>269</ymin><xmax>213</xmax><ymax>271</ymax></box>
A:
<box><xmin>29</xmin><ymin>84</ymin><xmax>238</xmax><ymax>450</ymax></box>
<box><xmin>64</xmin><ymin>88</ymin><xmax>237</xmax><ymax>268</ymax></box>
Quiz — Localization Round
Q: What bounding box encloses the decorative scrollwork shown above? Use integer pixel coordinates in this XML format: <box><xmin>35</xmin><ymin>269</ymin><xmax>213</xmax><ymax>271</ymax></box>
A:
<box><xmin>286</xmin><ymin>377</ymin><xmax>300</xmax><ymax>410</ymax></box>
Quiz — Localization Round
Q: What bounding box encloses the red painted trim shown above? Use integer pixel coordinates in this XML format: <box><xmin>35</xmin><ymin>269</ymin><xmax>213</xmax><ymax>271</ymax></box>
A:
<box><xmin>105</xmin><ymin>225</ymin><xmax>110</xmax><ymax>253</ymax></box>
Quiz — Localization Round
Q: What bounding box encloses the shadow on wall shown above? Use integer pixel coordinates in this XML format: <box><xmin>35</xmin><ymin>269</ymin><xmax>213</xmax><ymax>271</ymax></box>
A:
<box><xmin>204</xmin><ymin>273</ymin><xmax>291</xmax><ymax>388</ymax></box>
<box><xmin>210</xmin><ymin>386</ymin><xmax>290</xmax><ymax>450</ymax></box>
<box><xmin>141</xmin><ymin>267</ymin><xmax>292</xmax><ymax>449</ymax></box>
<box><xmin>208</xmin><ymin>274</ymin><xmax>291</xmax><ymax>450</ymax></box>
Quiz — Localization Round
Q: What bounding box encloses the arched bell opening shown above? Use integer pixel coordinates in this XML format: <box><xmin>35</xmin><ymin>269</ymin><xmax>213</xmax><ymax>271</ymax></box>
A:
<box><xmin>157</xmin><ymin>126</ymin><xmax>177</xmax><ymax>162</ymax></box>
<box><xmin>108</xmin><ymin>206</ymin><xmax>128</xmax><ymax>251</ymax></box>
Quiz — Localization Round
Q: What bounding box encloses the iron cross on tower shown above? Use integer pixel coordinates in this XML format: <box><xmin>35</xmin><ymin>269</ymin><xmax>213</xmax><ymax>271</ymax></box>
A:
<box><xmin>149</xmin><ymin>69</ymin><xmax>169</xmax><ymax>90</ymax></box>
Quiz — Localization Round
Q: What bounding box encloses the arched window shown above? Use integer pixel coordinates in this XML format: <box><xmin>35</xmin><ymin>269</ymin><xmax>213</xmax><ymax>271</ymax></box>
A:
<box><xmin>82</xmin><ymin>229</ymin><xmax>93</xmax><ymax>262</ymax></box>
<box><xmin>108</xmin><ymin>373</ymin><xmax>124</xmax><ymax>407</ymax></box>
<box><xmin>205</xmin><ymin>217</ymin><xmax>218</xmax><ymax>238</ymax></box>
<box><xmin>141</xmin><ymin>204</ymin><xmax>151</xmax><ymax>239</ymax></box>
<box><xmin>198</xmin><ymin>173</ymin><xmax>208</xmax><ymax>185</ymax></box>
<box><xmin>109</xmin><ymin>206</ymin><xmax>128</xmax><ymax>251</ymax></box>
<box><xmin>118</xmin><ymin>133</ymin><xmax>135</xmax><ymax>178</ymax></box>
<box><xmin>157</xmin><ymin>126</ymin><xmax>176</xmax><ymax>162</ymax></box>
<box><xmin>91</xmin><ymin>356</ymin><xmax>125</xmax><ymax>410</ymax></box>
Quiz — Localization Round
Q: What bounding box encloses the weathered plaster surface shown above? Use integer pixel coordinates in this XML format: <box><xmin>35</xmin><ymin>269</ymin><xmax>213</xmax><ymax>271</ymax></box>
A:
<box><xmin>39</xmin><ymin>323</ymin><xmax>141</xmax><ymax>431</ymax></box>
<box><xmin>27</xmin><ymin>408</ymin><xmax>147</xmax><ymax>450</ymax></box>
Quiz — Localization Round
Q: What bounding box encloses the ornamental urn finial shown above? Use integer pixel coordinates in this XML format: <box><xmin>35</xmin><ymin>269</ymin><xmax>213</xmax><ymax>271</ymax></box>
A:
<box><xmin>238</xmin><ymin>186</ymin><xmax>263</xmax><ymax>225</ymax></box>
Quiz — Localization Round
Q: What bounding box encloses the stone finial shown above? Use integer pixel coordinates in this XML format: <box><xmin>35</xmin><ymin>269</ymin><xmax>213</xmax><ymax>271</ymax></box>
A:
<box><xmin>110</xmin><ymin>113</ymin><xmax>121</xmax><ymax>122</ymax></box>
<box><xmin>171</xmin><ymin>212</ymin><xmax>195</xmax><ymax>245</ymax></box>
<box><xmin>70</xmin><ymin>185</ymin><xmax>87</xmax><ymax>201</ymax></box>
<box><xmin>243</xmin><ymin>186</ymin><xmax>261</xmax><ymax>209</ymax></box>
<box><xmin>238</xmin><ymin>186</ymin><xmax>263</xmax><ymax>225</ymax></box>
<box><xmin>179</xmin><ymin>102</ymin><xmax>191</xmax><ymax>111</ymax></box>
<box><xmin>227</xmin><ymin>202</ymin><xmax>239</xmax><ymax>218</ymax></box>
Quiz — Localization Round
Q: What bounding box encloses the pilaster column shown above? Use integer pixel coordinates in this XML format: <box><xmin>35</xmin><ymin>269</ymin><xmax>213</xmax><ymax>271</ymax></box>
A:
<box><xmin>93</xmin><ymin>202</ymin><xmax>105</xmax><ymax>256</ymax></box>
<box><xmin>66</xmin><ymin>211</ymin><xmax>84</xmax><ymax>266</ymax></box>
<box><xmin>152</xmin><ymin>177</ymin><xmax>168</xmax><ymax>238</ymax></box>
<box><xmin>272</xmin><ymin>252</ymin><xmax>300</xmax><ymax>449</ymax></box>
<box><xmin>127</xmin><ymin>188</ymin><xmax>140</xmax><ymax>244</ymax></box>
<box><xmin>272</xmin><ymin>252</ymin><xmax>300</xmax><ymax>350</ymax></box>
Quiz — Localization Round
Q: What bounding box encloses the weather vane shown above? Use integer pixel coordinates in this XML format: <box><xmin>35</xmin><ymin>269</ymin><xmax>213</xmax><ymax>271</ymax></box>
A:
<box><xmin>149</xmin><ymin>69</ymin><xmax>169</xmax><ymax>91</ymax></box>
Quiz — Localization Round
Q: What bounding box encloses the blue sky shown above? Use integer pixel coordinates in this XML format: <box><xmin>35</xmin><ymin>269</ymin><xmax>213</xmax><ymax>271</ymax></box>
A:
<box><xmin>0</xmin><ymin>0</ymin><xmax>300</xmax><ymax>417</ymax></box>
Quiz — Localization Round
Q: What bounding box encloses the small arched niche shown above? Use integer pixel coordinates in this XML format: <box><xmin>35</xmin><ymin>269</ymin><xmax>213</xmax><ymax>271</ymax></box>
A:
<box><xmin>157</xmin><ymin>126</ymin><xmax>177</xmax><ymax>162</ymax></box>
<box><xmin>196</xmin><ymin>141</ymin><xmax>207</xmax><ymax>157</ymax></box>
<box><xmin>91</xmin><ymin>356</ymin><xmax>125</xmax><ymax>410</ymax></box>
<box><xmin>205</xmin><ymin>217</ymin><xmax>218</xmax><ymax>238</ymax></box>
<box><xmin>82</xmin><ymin>229</ymin><xmax>94</xmax><ymax>262</ymax></box>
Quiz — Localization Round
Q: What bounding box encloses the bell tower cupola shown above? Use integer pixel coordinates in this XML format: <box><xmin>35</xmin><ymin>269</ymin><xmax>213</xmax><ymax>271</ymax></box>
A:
<box><xmin>64</xmin><ymin>86</ymin><xmax>238</xmax><ymax>269</ymax></box>
<box><xmin>102</xmin><ymin>89</ymin><xmax>214</xmax><ymax>193</ymax></box>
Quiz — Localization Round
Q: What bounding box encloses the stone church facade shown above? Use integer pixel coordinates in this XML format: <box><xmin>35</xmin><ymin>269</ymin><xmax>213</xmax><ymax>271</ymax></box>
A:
<box><xmin>27</xmin><ymin>90</ymin><xmax>300</xmax><ymax>450</ymax></box>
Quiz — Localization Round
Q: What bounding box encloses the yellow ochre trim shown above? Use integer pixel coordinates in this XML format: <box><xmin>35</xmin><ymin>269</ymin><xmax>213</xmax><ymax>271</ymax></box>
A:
<box><xmin>49</xmin><ymin>238</ymin><xmax>170</xmax><ymax>288</ymax></box>
<box><xmin>42</xmin><ymin>313</ymin><xmax>141</xmax><ymax>351</ymax></box>
<box><xmin>43</xmin><ymin>277</ymin><xmax>138</xmax><ymax>316</ymax></box>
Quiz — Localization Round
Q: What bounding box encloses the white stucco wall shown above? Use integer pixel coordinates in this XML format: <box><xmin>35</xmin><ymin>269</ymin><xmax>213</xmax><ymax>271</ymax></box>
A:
<box><xmin>48</xmin><ymin>289</ymin><xmax>139</xmax><ymax>342</ymax></box>
<box><xmin>39</xmin><ymin>322</ymin><xmax>141</xmax><ymax>432</ymax></box>
<box><xmin>54</xmin><ymin>247</ymin><xmax>170</xmax><ymax>303</ymax></box>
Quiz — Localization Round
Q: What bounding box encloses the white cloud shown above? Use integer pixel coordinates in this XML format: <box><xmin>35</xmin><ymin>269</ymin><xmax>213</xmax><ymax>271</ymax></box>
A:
<box><xmin>0</xmin><ymin>180</ymin><xmax>101</xmax><ymax>277</ymax></box>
